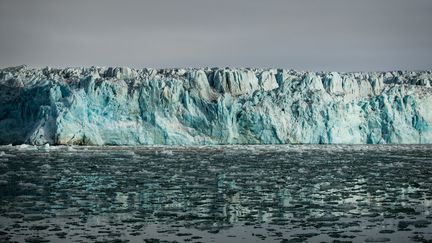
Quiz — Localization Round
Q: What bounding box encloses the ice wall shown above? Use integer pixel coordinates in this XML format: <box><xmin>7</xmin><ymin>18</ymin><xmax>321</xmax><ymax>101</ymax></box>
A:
<box><xmin>1</xmin><ymin>65</ymin><xmax>431</xmax><ymax>145</ymax></box>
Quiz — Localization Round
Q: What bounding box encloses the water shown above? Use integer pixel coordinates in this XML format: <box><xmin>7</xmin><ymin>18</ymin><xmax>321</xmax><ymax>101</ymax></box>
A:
<box><xmin>0</xmin><ymin>145</ymin><xmax>431</xmax><ymax>243</ymax></box>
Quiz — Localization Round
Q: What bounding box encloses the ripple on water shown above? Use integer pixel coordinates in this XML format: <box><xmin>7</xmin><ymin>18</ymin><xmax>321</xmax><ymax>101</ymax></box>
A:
<box><xmin>0</xmin><ymin>145</ymin><xmax>431</xmax><ymax>242</ymax></box>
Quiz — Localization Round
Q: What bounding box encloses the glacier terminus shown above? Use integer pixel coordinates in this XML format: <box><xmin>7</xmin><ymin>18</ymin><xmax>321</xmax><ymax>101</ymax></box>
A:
<box><xmin>0</xmin><ymin>65</ymin><xmax>431</xmax><ymax>145</ymax></box>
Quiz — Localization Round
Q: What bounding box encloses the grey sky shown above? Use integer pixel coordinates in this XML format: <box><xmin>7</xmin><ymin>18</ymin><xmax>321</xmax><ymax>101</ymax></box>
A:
<box><xmin>0</xmin><ymin>0</ymin><xmax>431</xmax><ymax>71</ymax></box>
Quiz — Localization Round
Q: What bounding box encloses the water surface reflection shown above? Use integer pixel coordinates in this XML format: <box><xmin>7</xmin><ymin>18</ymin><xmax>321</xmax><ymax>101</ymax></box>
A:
<box><xmin>0</xmin><ymin>145</ymin><xmax>431</xmax><ymax>242</ymax></box>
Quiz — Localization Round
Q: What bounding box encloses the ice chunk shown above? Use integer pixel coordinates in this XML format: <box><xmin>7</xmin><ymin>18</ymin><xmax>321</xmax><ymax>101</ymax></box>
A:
<box><xmin>323</xmin><ymin>72</ymin><xmax>344</xmax><ymax>95</ymax></box>
<box><xmin>40</xmin><ymin>164</ymin><xmax>52</xmax><ymax>171</ymax></box>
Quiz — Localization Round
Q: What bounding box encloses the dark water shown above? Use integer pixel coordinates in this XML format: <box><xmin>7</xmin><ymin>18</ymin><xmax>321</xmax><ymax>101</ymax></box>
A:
<box><xmin>0</xmin><ymin>145</ymin><xmax>431</xmax><ymax>243</ymax></box>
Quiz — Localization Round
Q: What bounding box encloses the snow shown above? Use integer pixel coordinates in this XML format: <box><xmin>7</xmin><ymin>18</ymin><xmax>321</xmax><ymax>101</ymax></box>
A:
<box><xmin>0</xmin><ymin>66</ymin><xmax>431</xmax><ymax>145</ymax></box>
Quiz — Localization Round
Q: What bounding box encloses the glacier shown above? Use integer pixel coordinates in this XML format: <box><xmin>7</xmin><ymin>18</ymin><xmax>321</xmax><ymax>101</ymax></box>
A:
<box><xmin>0</xmin><ymin>65</ymin><xmax>431</xmax><ymax>145</ymax></box>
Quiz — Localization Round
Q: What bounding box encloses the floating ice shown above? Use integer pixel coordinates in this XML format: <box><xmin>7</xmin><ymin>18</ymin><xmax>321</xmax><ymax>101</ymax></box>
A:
<box><xmin>0</xmin><ymin>66</ymin><xmax>431</xmax><ymax>145</ymax></box>
<box><xmin>160</xmin><ymin>150</ymin><xmax>174</xmax><ymax>156</ymax></box>
<box><xmin>39</xmin><ymin>164</ymin><xmax>52</xmax><ymax>171</ymax></box>
<box><xmin>16</xmin><ymin>144</ymin><xmax>36</xmax><ymax>150</ymax></box>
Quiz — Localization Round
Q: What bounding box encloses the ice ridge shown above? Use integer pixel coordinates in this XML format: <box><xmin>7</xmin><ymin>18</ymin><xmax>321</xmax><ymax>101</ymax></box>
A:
<box><xmin>0</xmin><ymin>65</ymin><xmax>431</xmax><ymax>145</ymax></box>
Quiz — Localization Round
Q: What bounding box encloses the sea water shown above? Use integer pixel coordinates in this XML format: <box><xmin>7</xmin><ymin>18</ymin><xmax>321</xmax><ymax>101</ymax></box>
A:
<box><xmin>0</xmin><ymin>145</ymin><xmax>431</xmax><ymax>242</ymax></box>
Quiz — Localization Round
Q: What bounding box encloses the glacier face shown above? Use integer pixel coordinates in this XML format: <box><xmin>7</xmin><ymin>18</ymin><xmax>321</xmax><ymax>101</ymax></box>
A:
<box><xmin>0</xmin><ymin>65</ymin><xmax>431</xmax><ymax>145</ymax></box>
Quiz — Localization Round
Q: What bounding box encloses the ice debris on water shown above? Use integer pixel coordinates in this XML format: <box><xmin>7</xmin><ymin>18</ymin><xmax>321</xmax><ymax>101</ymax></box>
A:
<box><xmin>39</xmin><ymin>164</ymin><xmax>51</xmax><ymax>171</ymax></box>
<box><xmin>160</xmin><ymin>150</ymin><xmax>174</xmax><ymax>156</ymax></box>
<box><xmin>0</xmin><ymin>66</ymin><xmax>432</xmax><ymax>145</ymax></box>
<box><xmin>16</xmin><ymin>144</ymin><xmax>36</xmax><ymax>150</ymax></box>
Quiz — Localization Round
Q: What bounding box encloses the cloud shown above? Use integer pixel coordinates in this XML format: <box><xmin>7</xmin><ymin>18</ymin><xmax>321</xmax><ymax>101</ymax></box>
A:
<box><xmin>0</xmin><ymin>0</ymin><xmax>431</xmax><ymax>71</ymax></box>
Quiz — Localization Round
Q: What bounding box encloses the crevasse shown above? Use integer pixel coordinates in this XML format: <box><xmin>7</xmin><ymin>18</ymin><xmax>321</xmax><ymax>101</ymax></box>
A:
<box><xmin>0</xmin><ymin>65</ymin><xmax>431</xmax><ymax>145</ymax></box>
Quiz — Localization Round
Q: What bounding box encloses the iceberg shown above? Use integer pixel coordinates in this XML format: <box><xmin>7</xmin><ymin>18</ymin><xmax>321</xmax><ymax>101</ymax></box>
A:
<box><xmin>0</xmin><ymin>65</ymin><xmax>431</xmax><ymax>145</ymax></box>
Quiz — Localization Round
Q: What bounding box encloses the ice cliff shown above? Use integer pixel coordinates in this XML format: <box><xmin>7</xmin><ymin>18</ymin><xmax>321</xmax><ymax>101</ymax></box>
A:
<box><xmin>0</xmin><ymin>65</ymin><xmax>431</xmax><ymax>145</ymax></box>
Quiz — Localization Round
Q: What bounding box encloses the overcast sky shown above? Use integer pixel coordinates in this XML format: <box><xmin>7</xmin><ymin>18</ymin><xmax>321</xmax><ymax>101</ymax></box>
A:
<box><xmin>0</xmin><ymin>0</ymin><xmax>431</xmax><ymax>71</ymax></box>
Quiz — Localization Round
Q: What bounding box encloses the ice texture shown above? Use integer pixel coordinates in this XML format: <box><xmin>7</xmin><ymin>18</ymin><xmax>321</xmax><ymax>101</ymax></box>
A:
<box><xmin>0</xmin><ymin>65</ymin><xmax>431</xmax><ymax>145</ymax></box>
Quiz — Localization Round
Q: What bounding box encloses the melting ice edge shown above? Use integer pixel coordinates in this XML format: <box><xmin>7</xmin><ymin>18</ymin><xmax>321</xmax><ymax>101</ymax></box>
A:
<box><xmin>0</xmin><ymin>66</ymin><xmax>431</xmax><ymax>145</ymax></box>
